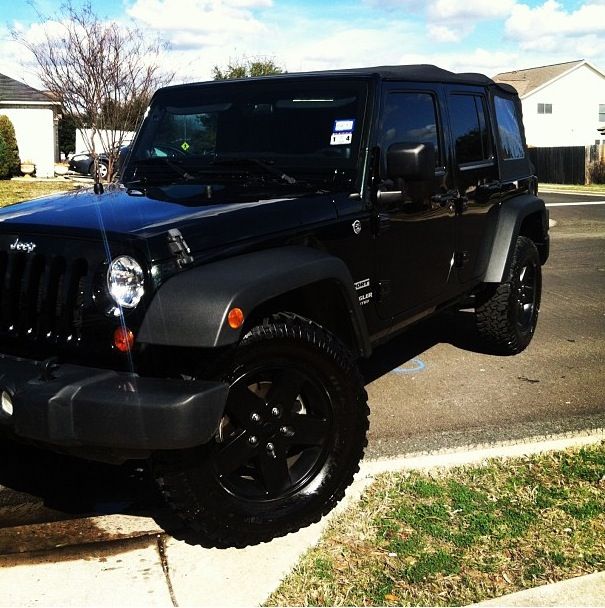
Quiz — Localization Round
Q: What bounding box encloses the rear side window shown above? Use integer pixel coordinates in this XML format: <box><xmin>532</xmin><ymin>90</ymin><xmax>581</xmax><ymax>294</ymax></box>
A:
<box><xmin>494</xmin><ymin>96</ymin><xmax>525</xmax><ymax>160</ymax></box>
<box><xmin>449</xmin><ymin>94</ymin><xmax>491</xmax><ymax>165</ymax></box>
<box><xmin>381</xmin><ymin>92</ymin><xmax>440</xmax><ymax>164</ymax></box>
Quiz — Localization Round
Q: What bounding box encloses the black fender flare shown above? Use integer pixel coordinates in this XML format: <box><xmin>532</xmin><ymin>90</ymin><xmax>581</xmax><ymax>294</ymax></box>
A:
<box><xmin>138</xmin><ymin>246</ymin><xmax>371</xmax><ymax>356</ymax></box>
<box><xmin>483</xmin><ymin>193</ymin><xmax>548</xmax><ymax>283</ymax></box>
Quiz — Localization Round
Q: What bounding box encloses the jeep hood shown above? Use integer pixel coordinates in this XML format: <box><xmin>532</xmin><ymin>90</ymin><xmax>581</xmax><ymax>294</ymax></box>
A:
<box><xmin>0</xmin><ymin>186</ymin><xmax>338</xmax><ymax>259</ymax></box>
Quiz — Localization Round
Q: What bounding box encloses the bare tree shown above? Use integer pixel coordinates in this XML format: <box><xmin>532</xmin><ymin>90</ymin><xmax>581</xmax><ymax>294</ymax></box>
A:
<box><xmin>13</xmin><ymin>1</ymin><xmax>173</xmax><ymax>183</ymax></box>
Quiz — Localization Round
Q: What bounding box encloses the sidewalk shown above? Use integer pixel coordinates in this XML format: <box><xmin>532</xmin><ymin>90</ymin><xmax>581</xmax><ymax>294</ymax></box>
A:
<box><xmin>0</xmin><ymin>431</ymin><xmax>603</xmax><ymax>607</ymax></box>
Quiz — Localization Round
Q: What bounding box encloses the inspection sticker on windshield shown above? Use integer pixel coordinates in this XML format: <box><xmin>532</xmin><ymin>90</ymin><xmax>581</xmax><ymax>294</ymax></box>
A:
<box><xmin>330</xmin><ymin>119</ymin><xmax>355</xmax><ymax>145</ymax></box>
<box><xmin>334</xmin><ymin>119</ymin><xmax>355</xmax><ymax>132</ymax></box>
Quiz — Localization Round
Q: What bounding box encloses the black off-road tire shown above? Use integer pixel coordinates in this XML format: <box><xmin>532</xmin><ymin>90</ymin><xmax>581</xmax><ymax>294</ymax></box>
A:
<box><xmin>153</xmin><ymin>316</ymin><xmax>369</xmax><ymax>548</ymax></box>
<box><xmin>475</xmin><ymin>236</ymin><xmax>542</xmax><ymax>354</ymax></box>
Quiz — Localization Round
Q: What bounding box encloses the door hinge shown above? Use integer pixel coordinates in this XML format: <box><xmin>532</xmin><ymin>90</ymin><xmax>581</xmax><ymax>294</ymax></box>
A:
<box><xmin>377</xmin><ymin>280</ymin><xmax>391</xmax><ymax>302</ymax></box>
<box><xmin>454</xmin><ymin>251</ymin><xmax>470</xmax><ymax>268</ymax></box>
<box><xmin>376</xmin><ymin>213</ymin><xmax>391</xmax><ymax>234</ymax></box>
<box><xmin>167</xmin><ymin>228</ymin><xmax>194</xmax><ymax>267</ymax></box>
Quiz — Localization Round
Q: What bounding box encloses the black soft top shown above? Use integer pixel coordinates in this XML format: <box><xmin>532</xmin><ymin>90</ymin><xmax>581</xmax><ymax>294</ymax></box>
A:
<box><xmin>161</xmin><ymin>64</ymin><xmax>518</xmax><ymax>96</ymax></box>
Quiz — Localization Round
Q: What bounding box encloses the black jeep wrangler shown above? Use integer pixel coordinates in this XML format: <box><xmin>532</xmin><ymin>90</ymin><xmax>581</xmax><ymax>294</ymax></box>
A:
<box><xmin>0</xmin><ymin>65</ymin><xmax>548</xmax><ymax>546</ymax></box>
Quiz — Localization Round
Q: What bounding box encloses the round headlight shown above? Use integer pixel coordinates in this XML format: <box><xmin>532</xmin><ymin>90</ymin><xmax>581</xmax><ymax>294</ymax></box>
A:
<box><xmin>107</xmin><ymin>256</ymin><xmax>145</xmax><ymax>309</ymax></box>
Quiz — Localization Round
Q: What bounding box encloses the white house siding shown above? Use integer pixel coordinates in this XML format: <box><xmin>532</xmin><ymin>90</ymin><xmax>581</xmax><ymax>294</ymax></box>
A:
<box><xmin>521</xmin><ymin>64</ymin><xmax>605</xmax><ymax>147</ymax></box>
<box><xmin>0</xmin><ymin>104</ymin><xmax>56</xmax><ymax>177</ymax></box>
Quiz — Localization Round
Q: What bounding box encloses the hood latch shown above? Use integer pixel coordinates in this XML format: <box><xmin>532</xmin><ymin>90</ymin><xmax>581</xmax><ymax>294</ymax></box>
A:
<box><xmin>167</xmin><ymin>228</ymin><xmax>194</xmax><ymax>268</ymax></box>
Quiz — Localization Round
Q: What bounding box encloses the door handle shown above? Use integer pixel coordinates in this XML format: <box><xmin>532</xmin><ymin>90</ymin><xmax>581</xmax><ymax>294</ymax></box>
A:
<box><xmin>431</xmin><ymin>190</ymin><xmax>459</xmax><ymax>207</ymax></box>
<box><xmin>455</xmin><ymin>195</ymin><xmax>469</xmax><ymax>214</ymax></box>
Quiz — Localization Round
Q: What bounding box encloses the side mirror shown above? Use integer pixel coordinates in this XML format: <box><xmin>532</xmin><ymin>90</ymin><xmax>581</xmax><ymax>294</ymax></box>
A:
<box><xmin>387</xmin><ymin>142</ymin><xmax>435</xmax><ymax>181</ymax></box>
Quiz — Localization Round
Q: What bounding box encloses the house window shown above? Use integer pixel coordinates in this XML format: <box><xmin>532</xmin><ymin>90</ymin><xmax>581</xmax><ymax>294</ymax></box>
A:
<box><xmin>599</xmin><ymin>104</ymin><xmax>605</xmax><ymax>122</ymax></box>
<box><xmin>537</xmin><ymin>103</ymin><xmax>552</xmax><ymax>114</ymax></box>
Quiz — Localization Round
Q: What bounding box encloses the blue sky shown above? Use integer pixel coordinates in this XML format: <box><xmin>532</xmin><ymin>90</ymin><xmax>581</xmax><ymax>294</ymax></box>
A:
<box><xmin>1</xmin><ymin>0</ymin><xmax>604</xmax><ymax>87</ymax></box>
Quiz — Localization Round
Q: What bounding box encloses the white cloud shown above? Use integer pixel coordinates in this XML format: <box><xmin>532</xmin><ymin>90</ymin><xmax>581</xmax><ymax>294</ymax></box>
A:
<box><xmin>427</xmin><ymin>24</ymin><xmax>464</xmax><ymax>43</ymax></box>
<box><xmin>127</xmin><ymin>0</ymin><xmax>270</xmax><ymax>38</ymax></box>
<box><xmin>428</xmin><ymin>0</ymin><xmax>516</xmax><ymax>21</ymax></box>
<box><xmin>425</xmin><ymin>0</ymin><xmax>517</xmax><ymax>43</ymax></box>
<box><xmin>504</xmin><ymin>1</ymin><xmax>605</xmax><ymax>64</ymax></box>
<box><xmin>506</xmin><ymin>0</ymin><xmax>605</xmax><ymax>40</ymax></box>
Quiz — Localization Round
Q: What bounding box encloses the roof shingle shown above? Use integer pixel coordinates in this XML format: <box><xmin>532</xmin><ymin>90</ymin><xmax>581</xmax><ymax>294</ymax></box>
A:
<box><xmin>0</xmin><ymin>73</ymin><xmax>53</xmax><ymax>103</ymax></box>
<box><xmin>492</xmin><ymin>60</ymin><xmax>584</xmax><ymax>97</ymax></box>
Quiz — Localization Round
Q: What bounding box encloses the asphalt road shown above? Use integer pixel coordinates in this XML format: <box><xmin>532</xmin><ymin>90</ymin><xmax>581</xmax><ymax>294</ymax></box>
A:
<box><xmin>364</xmin><ymin>191</ymin><xmax>605</xmax><ymax>457</ymax></box>
<box><xmin>0</xmin><ymin>190</ymin><xmax>603</xmax><ymax>533</ymax></box>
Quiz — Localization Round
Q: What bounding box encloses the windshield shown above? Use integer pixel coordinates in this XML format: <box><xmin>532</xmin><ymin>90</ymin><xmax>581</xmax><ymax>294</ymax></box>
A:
<box><xmin>123</xmin><ymin>79</ymin><xmax>368</xmax><ymax>198</ymax></box>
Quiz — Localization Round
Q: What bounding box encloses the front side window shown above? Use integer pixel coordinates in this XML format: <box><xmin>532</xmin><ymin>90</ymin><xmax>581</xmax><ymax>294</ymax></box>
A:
<box><xmin>380</xmin><ymin>92</ymin><xmax>440</xmax><ymax>164</ymax></box>
<box><xmin>494</xmin><ymin>96</ymin><xmax>525</xmax><ymax>160</ymax></box>
<box><xmin>449</xmin><ymin>94</ymin><xmax>491</xmax><ymax>165</ymax></box>
<box><xmin>537</xmin><ymin>103</ymin><xmax>552</xmax><ymax>114</ymax></box>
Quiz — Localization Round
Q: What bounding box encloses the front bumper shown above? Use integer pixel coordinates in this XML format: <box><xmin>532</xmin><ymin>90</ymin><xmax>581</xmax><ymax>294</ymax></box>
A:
<box><xmin>0</xmin><ymin>353</ymin><xmax>228</xmax><ymax>458</ymax></box>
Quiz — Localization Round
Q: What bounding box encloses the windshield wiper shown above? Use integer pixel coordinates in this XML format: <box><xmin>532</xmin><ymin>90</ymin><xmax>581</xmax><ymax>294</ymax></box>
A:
<box><xmin>211</xmin><ymin>157</ymin><xmax>297</xmax><ymax>185</ymax></box>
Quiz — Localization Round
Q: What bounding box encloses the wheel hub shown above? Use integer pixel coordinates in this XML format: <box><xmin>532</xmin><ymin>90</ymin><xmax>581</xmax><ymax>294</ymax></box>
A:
<box><xmin>211</xmin><ymin>367</ymin><xmax>332</xmax><ymax>501</ymax></box>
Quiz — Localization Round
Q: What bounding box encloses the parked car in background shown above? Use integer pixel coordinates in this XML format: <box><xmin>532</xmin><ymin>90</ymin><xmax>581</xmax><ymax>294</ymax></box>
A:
<box><xmin>68</xmin><ymin>146</ymin><xmax>130</xmax><ymax>179</ymax></box>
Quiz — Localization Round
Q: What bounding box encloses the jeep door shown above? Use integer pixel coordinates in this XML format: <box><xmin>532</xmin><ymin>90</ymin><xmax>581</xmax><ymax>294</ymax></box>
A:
<box><xmin>374</xmin><ymin>84</ymin><xmax>458</xmax><ymax>320</ymax></box>
<box><xmin>445</xmin><ymin>87</ymin><xmax>502</xmax><ymax>286</ymax></box>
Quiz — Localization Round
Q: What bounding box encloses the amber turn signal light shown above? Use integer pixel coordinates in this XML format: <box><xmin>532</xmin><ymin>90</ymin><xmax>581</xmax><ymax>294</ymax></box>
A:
<box><xmin>114</xmin><ymin>327</ymin><xmax>135</xmax><ymax>352</ymax></box>
<box><xmin>227</xmin><ymin>307</ymin><xmax>244</xmax><ymax>329</ymax></box>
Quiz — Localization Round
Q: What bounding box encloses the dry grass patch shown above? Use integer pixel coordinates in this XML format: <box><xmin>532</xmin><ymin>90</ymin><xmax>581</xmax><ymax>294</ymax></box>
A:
<box><xmin>0</xmin><ymin>179</ymin><xmax>79</xmax><ymax>208</ymax></box>
<box><xmin>267</xmin><ymin>442</ymin><xmax>605</xmax><ymax>606</ymax></box>
<box><xmin>540</xmin><ymin>183</ymin><xmax>605</xmax><ymax>193</ymax></box>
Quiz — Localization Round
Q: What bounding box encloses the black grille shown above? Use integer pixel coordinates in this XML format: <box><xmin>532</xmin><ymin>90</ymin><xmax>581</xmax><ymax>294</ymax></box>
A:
<box><xmin>0</xmin><ymin>251</ymin><xmax>89</xmax><ymax>341</ymax></box>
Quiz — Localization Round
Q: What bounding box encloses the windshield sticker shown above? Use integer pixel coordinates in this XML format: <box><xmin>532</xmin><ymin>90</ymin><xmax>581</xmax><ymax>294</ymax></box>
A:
<box><xmin>180</xmin><ymin>141</ymin><xmax>190</xmax><ymax>151</ymax></box>
<box><xmin>331</xmin><ymin>118</ymin><xmax>355</xmax><ymax>146</ymax></box>
<box><xmin>334</xmin><ymin>119</ymin><xmax>355</xmax><ymax>132</ymax></box>
<box><xmin>330</xmin><ymin>132</ymin><xmax>352</xmax><ymax>146</ymax></box>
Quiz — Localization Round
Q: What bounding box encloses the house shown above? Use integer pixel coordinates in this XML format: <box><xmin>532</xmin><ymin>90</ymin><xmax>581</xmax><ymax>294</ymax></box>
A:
<box><xmin>493</xmin><ymin>60</ymin><xmax>605</xmax><ymax>147</ymax></box>
<box><xmin>0</xmin><ymin>73</ymin><xmax>60</xmax><ymax>178</ymax></box>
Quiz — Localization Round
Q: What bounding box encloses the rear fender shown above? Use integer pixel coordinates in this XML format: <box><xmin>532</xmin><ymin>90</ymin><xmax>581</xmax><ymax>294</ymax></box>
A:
<box><xmin>483</xmin><ymin>194</ymin><xmax>548</xmax><ymax>283</ymax></box>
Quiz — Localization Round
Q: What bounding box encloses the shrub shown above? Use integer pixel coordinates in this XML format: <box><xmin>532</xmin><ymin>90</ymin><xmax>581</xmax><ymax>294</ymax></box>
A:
<box><xmin>0</xmin><ymin>115</ymin><xmax>20</xmax><ymax>179</ymax></box>
<box><xmin>0</xmin><ymin>131</ymin><xmax>8</xmax><ymax>180</ymax></box>
<box><xmin>588</xmin><ymin>160</ymin><xmax>605</xmax><ymax>184</ymax></box>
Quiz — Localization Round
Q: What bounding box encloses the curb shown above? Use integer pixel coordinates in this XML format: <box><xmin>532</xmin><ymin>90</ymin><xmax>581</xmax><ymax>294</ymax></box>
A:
<box><xmin>469</xmin><ymin>571</ymin><xmax>605</xmax><ymax>607</ymax></box>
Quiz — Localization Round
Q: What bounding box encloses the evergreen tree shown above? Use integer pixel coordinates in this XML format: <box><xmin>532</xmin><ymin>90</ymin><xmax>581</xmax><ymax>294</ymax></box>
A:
<box><xmin>0</xmin><ymin>131</ymin><xmax>8</xmax><ymax>180</ymax></box>
<box><xmin>213</xmin><ymin>57</ymin><xmax>283</xmax><ymax>80</ymax></box>
<box><xmin>0</xmin><ymin>115</ymin><xmax>20</xmax><ymax>178</ymax></box>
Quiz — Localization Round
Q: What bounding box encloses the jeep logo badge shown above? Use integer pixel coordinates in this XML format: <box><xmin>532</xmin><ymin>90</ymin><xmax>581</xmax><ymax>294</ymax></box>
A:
<box><xmin>9</xmin><ymin>238</ymin><xmax>37</xmax><ymax>254</ymax></box>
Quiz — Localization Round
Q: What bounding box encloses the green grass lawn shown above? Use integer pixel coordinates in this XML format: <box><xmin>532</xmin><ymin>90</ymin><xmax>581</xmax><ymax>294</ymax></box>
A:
<box><xmin>267</xmin><ymin>442</ymin><xmax>605</xmax><ymax>607</ymax></box>
<box><xmin>0</xmin><ymin>179</ymin><xmax>80</xmax><ymax>208</ymax></box>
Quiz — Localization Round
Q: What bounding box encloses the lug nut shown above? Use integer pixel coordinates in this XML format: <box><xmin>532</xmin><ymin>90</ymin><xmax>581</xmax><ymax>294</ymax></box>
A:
<box><xmin>271</xmin><ymin>407</ymin><xmax>281</xmax><ymax>417</ymax></box>
<box><xmin>280</xmin><ymin>426</ymin><xmax>294</xmax><ymax>437</ymax></box>
<box><xmin>250</xmin><ymin>412</ymin><xmax>261</xmax><ymax>423</ymax></box>
<box><xmin>266</xmin><ymin>442</ymin><xmax>277</xmax><ymax>459</ymax></box>
<box><xmin>248</xmin><ymin>435</ymin><xmax>258</xmax><ymax>446</ymax></box>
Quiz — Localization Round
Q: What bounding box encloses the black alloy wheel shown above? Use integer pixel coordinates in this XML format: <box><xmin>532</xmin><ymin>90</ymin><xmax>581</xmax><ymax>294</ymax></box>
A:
<box><xmin>475</xmin><ymin>235</ymin><xmax>542</xmax><ymax>354</ymax></box>
<box><xmin>213</xmin><ymin>364</ymin><xmax>332</xmax><ymax>501</ymax></box>
<box><xmin>515</xmin><ymin>261</ymin><xmax>538</xmax><ymax>332</ymax></box>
